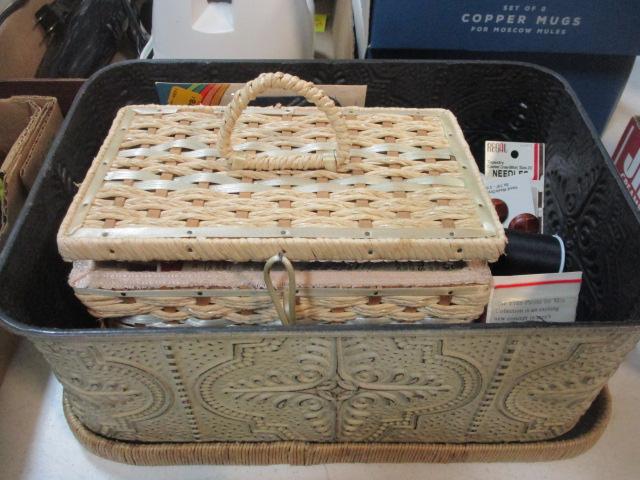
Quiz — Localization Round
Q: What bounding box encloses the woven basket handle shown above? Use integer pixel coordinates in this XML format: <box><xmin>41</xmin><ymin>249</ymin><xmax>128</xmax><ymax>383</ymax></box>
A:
<box><xmin>218</xmin><ymin>72</ymin><xmax>350</xmax><ymax>172</ymax></box>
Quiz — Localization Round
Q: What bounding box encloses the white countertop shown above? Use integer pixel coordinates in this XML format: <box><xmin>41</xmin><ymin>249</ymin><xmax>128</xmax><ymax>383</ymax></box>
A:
<box><xmin>1</xmin><ymin>58</ymin><xmax>639</xmax><ymax>480</ymax></box>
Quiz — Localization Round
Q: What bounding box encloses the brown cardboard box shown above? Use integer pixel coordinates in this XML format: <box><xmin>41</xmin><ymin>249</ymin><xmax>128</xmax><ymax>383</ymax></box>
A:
<box><xmin>0</xmin><ymin>95</ymin><xmax>61</xmax><ymax>382</ymax></box>
<box><xmin>0</xmin><ymin>96</ymin><xmax>62</xmax><ymax>242</ymax></box>
<box><xmin>0</xmin><ymin>0</ymin><xmax>100</xmax><ymax>114</ymax></box>
<box><xmin>0</xmin><ymin>0</ymin><xmax>50</xmax><ymax>79</ymax></box>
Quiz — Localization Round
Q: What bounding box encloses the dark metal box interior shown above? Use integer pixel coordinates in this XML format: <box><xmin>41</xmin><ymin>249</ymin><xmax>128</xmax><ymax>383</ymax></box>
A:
<box><xmin>2</xmin><ymin>60</ymin><xmax>638</xmax><ymax>332</ymax></box>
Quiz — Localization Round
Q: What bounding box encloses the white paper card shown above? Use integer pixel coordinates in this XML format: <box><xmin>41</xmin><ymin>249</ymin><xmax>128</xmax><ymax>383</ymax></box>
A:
<box><xmin>486</xmin><ymin>272</ymin><xmax>582</xmax><ymax>324</ymax></box>
<box><xmin>484</xmin><ymin>175</ymin><xmax>536</xmax><ymax>227</ymax></box>
<box><xmin>485</xmin><ymin>141</ymin><xmax>545</xmax><ymax>224</ymax></box>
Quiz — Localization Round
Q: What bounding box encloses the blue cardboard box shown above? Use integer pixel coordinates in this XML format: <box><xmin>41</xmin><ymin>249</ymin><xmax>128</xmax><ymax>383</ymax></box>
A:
<box><xmin>368</xmin><ymin>0</ymin><xmax>640</xmax><ymax>132</ymax></box>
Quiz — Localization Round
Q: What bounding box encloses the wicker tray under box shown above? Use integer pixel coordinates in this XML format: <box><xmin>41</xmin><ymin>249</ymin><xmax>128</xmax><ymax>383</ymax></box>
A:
<box><xmin>70</xmin><ymin>259</ymin><xmax>491</xmax><ymax>326</ymax></box>
<box><xmin>57</xmin><ymin>72</ymin><xmax>505</xmax><ymax>263</ymax></box>
<box><xmin>64</xmin><ymin>387</ymin><xmax>612</xmax><ymax>465</ymax></box>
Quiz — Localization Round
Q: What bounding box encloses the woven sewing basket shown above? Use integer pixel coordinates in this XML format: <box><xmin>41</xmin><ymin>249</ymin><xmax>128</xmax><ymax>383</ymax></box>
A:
<box><xmin>70</xmin><ymin>260</ymin><xmax>492</xmax><ymax>327</ymax></box>
<box><xmin>1</xmin><ymin>61</ymin><xmax>639</xmax><ymax>456</ymax></box>
<box><xmin>58</xmin><ymin>71</ymin><xmax>504</xmax><ymax>327</ymax></box>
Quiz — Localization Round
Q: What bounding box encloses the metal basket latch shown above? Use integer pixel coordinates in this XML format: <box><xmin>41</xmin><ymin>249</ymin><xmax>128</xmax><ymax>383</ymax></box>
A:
<box><xmin>263</xmin><ymin>253</ymin><xmax>297</xmax><ymax>325</ymax></box>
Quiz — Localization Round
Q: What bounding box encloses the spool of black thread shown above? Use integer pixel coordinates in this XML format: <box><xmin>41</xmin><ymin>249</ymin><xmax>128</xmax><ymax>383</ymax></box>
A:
<box><xmin>490</xmin><ymin>229</ymin><xmax>565</xmax><ymax>276</ymax></box>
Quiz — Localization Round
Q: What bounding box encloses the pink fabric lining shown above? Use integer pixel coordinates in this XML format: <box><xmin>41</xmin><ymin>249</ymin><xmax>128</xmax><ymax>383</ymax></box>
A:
<box><xmin>70</xmin><ymin>261</ymin><xmax>491</xmax><ymax>290</ymax></box>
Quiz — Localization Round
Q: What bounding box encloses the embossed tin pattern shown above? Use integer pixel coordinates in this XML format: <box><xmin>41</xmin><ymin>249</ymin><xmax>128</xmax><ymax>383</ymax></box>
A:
<box><xmin>34</xmin><ymin>326</ymin><xmax>640</xmax><ymax>443</ymax></box>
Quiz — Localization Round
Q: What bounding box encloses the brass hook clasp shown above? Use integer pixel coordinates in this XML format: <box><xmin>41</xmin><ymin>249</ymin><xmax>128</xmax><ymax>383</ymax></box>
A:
<box><xmin>263</xmin><ymin>253</ymin><xmax>297</xmax><ymax>325</ymax></box>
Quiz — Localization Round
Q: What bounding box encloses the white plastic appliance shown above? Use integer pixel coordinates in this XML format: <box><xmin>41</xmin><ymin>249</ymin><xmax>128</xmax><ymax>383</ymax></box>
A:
<box><xmin>152</xmin><ymin>0</ymin><xmax>315</xmax><ymax>59</ymax></box>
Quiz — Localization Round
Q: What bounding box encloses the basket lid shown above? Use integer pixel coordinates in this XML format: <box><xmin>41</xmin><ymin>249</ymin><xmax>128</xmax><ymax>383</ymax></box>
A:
<box><xmin>58</xmin><ymin>72</ymin><xmax>506</xmax><ymax>262</ymax></box>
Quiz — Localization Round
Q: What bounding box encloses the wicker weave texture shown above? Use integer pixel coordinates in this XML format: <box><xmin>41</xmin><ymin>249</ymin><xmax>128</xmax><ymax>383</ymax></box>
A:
<box><xmin>58</xmin><ymin>73</ymin><xmax>505</xmax><ymax>262</ymax></box>
<box><xmin>77</xmin><ymin>286</ymin><xmax>489</xmax><ymax>326</ymax></box>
